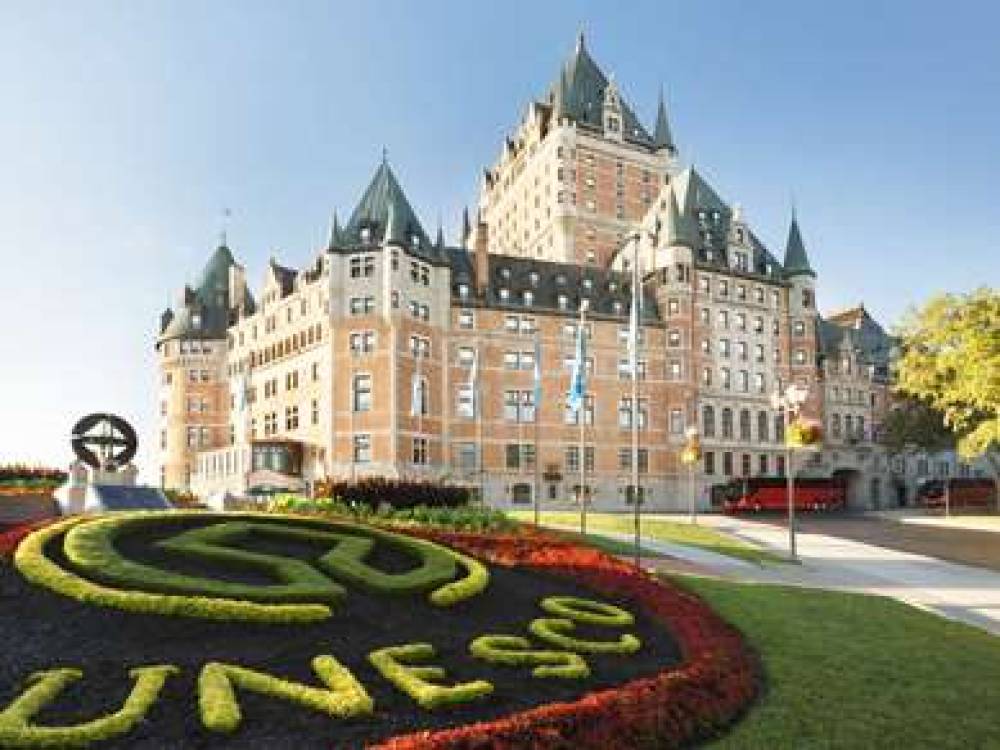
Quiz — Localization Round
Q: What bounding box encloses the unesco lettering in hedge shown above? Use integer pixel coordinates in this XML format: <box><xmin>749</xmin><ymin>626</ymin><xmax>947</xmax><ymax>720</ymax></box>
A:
<box><xmin>1</xmin><ymin>513</ymin><xmax>646</xmax><ymax>748</ymax></box>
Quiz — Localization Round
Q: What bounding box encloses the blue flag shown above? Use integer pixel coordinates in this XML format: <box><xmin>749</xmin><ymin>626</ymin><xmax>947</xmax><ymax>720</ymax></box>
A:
<box><xmin>567</xmin><ymin>325</ymin><xmax>586</xmax><ymax>413</ymax></box>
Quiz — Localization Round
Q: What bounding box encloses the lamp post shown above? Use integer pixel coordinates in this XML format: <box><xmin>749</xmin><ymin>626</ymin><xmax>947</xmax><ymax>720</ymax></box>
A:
<box><xmin>771</xmin><ymin>383</ymin><xmax>810</xmax><ymax>562</ymax></box>
<box><xmin>680</xmin><ymin>426</ymin><xmax>702</xmax><ymax>525</ymax></box>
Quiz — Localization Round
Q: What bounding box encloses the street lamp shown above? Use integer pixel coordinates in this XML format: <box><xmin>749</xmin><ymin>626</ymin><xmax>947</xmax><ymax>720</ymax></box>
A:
<box><xmin>771</xmin><ymin>383</ymin><xmax>811</xmax><ymax>561</ymax></box>
<box><xmin>680</xmin><ymin>426</ymin><xmax>702</xmax><ymax>524</ymax></box>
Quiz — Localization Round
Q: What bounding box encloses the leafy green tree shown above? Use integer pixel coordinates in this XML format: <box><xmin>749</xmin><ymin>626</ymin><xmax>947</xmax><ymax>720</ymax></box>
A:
<box><xmin>879</xmin><ymin>397</ymin><xmax>954</xmax><ymax>455</ymax></box>
<box><xmin>893</xmin><ymin>288</ymin><xmax>1000</xmax><ymax>504</ymax></box>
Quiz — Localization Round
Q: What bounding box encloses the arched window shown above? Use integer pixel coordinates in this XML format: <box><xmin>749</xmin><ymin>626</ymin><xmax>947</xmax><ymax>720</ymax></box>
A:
<box><xmin>739</xmin><ymin>409</ymin><xmax>751</xmax><ymax>441</ymax></box>
<box><xmin>721</xmin><ymin>408</ymin><xmax>734</xmax><ymax>439</ymax></box>
<box><xmin>702</xmin><ymin>405</ymin><xmax>716</xmax><ymax>438</ymax></box>
<box><xmin>758</xmin><ymin>411</ymin><xmax>769</xmax><ymax>442</ymax></box>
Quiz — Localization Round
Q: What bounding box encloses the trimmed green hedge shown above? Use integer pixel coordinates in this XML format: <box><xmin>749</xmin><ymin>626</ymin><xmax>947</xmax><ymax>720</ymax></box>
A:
<box><xmin>528</xmin><ymin>618</ymin><xmax>642</xmax><ymax>655</ymax></box>
<box><xmin>469</xmin><ymin>635</ymin><xmax>590</xmax><ymax>679</ymax></box>
<box><xmin>368</xmin><ymin>643</ymin><xmax>493</xmax><ymax>710</ymax></box>
<box><xmin>198</xmin><ymin>656</ymin><xmax>373</xmax><ymax>733</ymax></box>
<box><xmin>539</xmin><ymin>596</ymin><xmax>635</xmax><ymax>627</ymax></box>
<box><xmin>0</xmin><ymin>665</ymin><xmax>176</xmax><ymax>748</ymax></box>
<box><xmin>16</xmin><ymin>511</ymin><xmax>489</xmax><ymax>622</ymax></box>
<box><xmin>15</xmin><ymin>518</ymin><xmax>331</xmax><ymax>624</ymax></box>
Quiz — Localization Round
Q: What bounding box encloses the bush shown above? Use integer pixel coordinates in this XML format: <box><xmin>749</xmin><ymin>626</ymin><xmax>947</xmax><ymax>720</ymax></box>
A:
<box><xmin>267</xmin><ymin>497</ymin><xmax>514</xmax><ymax>533</ymax></box>
<box><xmin>0</xmin><ymin>466</ymin><xmax>67</xmax><ymax>484</ymax></box>
<box><xmin>312</xmin><ymin>478</ymin><xmax>470</xmax><ymax>510</ymax></box>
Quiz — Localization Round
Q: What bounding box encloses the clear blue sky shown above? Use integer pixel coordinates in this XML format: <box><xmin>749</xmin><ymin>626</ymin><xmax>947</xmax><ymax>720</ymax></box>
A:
<box><xmin>1</xmin><ymin>1</ymin><xmax>998</xmax><ymax>474</ymax></box>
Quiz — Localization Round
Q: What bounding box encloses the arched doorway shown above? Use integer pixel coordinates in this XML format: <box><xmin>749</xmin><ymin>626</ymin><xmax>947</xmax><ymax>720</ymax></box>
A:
<box><xmin>832</xmin><ymin>468</ymin><xmax>863</xmax><ymax>510</ymax></box>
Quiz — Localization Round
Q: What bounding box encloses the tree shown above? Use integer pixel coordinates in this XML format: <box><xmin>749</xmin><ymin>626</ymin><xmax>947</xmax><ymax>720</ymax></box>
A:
<box><xmin>893</xmin><ymin>288</ymin><xmax>1000</xmax><ymax>506</ymax></box>
<box><xmin>879</xmin><ymin>397</ymin><xmax>954</xmax><ymax>455</ymax></box>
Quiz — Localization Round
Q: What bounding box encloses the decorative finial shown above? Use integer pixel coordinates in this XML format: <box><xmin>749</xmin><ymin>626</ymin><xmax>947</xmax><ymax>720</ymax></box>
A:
<box><xmin>219</xmin><ymin>207</ymin><xmax>231</xmax><ymax>247</ymax></box>
<box><xmin>576</xmin><ymin>29</ymin><xmax>585</xmax><ymax>53</ymax></box>
<box><xmin>382</xmin><ymin>146</ymin><xmax>388</xmax><ymax>165</ymax></box>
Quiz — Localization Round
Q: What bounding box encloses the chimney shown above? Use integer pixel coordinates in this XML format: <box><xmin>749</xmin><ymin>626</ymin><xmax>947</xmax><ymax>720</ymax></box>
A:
<box><xmin>474</xmin><ymin>216</ymin><xmax>489</xmax><ymax>296</ymax></box>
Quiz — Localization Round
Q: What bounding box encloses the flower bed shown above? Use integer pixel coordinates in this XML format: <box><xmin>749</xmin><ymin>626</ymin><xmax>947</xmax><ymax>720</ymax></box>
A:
<box><xmin>0</xmin><ymin>518</ymin><xmax>756</xmax><ymax>749</ymax></box>
<box><xmin>379</xmin><ymin>527</ymin><xmax>758</xmax><ymax>750</ymax></box>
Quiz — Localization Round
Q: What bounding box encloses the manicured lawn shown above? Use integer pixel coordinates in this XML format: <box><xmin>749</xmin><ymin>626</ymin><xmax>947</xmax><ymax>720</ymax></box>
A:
<box><xmin>510</xmin><ymin>510</ymin><xmax>783</xmax><ymax>565</ymax></box>
<box><xmin>545</xmin><ymin>528</ymin><xmax>665</xmax><ymax>559</ymax></box>
<box><xmin>673</xmin><ymin>574</ymin><xmax>1000</xmax><ymax>749</ymax></box>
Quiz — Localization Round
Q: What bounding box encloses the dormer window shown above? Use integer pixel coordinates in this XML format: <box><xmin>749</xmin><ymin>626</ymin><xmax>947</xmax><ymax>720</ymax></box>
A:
<box><xmin>612</xmin><ymin>300</ymin><xmax>623</xmax><ymax>314</ymax></box>
<box><xmin>458</xmin><ymin>283</ymin><xmax>469</xmax><ymax>299</ymax></box>
<box><xmin>499</xmin><ymin>288</ymin><xmax>510</xmax><ymax>302</ymax></box>
<box><xmin>360</xmin><ymin>226</ymin><xmax>371</xmax><ymax>243</ymax></box>
<box><xmin>411</xmin><ymin>234</ymin><xmax>421</xmax><ymax>248</ymax></box>
<box><xmin>529</xmin><ymin>271</ymin><xmax>540</xmax><ymax>286</ymax></box>
<box><xmin>557</xmin><ymin>294</ymin><xmax>568</xmax><ymax>310</ymax></box>
<box><xmin>582</xmin><ymin>277</ymin><xmax>593</xmax><ymax>291</ymax></box>
<box><xmin>556</xmin><ymin>274</ymin><xmax>567</xmax><ymax>285</ymax></box>
<box><xmin>191</xmin><ymin>312</ymin><xmax>202</xmax><ymax>329</ymax></box>
<box><xmin>608</xmin><ymin>281</ymin><xmax>617</xmax><ymax>292</ymax></box>
<box><xmin>500</xmin><ymin>267</ymin><xmax>511</xmax><ymax>280</ymax></box>
<box><xmin>523</xmin><ymin>291</ymin><xmax>534</xmax><ymax>306</ymax></box>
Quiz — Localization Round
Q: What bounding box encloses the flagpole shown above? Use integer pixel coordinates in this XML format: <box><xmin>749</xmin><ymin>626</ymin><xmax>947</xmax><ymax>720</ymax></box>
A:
<box><xmin>630</xmin><ymin>233</ymin><xmax>641</xmax><ymax>568</ymax></box>
<box><xmin>579</xmin><ymin>302</ymin><xmax>588</xmax><ymax>537</ymax></box>
<box><xmin>533</xmin><ymin>330</ymin><xmax>541</xmax><ymax>528</ymax></box>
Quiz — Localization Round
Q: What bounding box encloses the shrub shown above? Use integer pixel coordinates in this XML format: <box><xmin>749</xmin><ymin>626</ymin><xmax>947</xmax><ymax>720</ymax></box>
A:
<box><xmin>469</xmin><ymin>635</ymin><xmax>590</xmax><ymax>679</ymax></box>
<box><xmin>539</xmin><ymin>596</ymin><xmax>635</xmax><ymax>627</ymax></box>
<box><xmin>0</xmin><ymin>466</ymin><xmax>67</xmax><ymax>484</ymax></box>
<box><xmin>312</xmin><ymin>478</ymin><xmax>470</xmax><ymax>510</ymax></box>
<box><xmin>529</xmin><ymin>617</ymin><xmax>642</xmax><ymax>655</ymax></box>
<box><xmin>367</xmin><ymin>644</ymin><xmax>493</xmax><ymax>711</ymax></box>
<box><xmin>267</xmin><ymin>497</ymin><xmax>514</xmax><ymax>533</ymax></box>
<box><xmin>0</xmin><ymin>665</ymin><xmax>176</xmax><ymax>748</ymax></box>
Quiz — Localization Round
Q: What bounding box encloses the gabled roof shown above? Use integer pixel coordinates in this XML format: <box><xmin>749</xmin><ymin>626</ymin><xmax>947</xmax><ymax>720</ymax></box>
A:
<box><xmin>545</xmin><ymin>34</ymin><xmax>654</xmax><ymax>148</ymax></box>
<box><xmin>820</xmin><ymin>305</ymin><xmax>898</xmax><ymax>371</ymax></box>
<box><xmin>783</xmin><ymin>215</ymin><xmax>815</xmax><ymax>278</ymax></box>
<box><xmin>338</xmin><ymin>158</ymin><xmax>438</xmax><ymax>261</ymax></box>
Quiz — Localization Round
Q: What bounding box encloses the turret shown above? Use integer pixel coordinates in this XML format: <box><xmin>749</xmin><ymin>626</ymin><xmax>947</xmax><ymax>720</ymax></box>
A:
<box><xmin>653</xmin><ymin>86</ymin><xmax>675</xmax><ymax>155</ymax></box>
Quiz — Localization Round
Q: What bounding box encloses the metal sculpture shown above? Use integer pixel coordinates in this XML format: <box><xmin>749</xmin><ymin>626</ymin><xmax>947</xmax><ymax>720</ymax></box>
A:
<box><xmin>70</xmin><ymin>414</ymin><xmax>138</xmax><ymax>470</ymax></box>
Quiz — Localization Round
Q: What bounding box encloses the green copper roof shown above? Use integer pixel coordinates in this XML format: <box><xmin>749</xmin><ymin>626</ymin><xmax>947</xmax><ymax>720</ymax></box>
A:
<box><xmin>340</xmin><ymin>158</ymin><xmax>433</xmax><ymax>253</ymax></box>
<box><xmin>547</xmin><ymin>34</ymin><xmax>654</xmax><ymax>147</ymax></box>
<box><xmin>653</xmin><ymin>88</ymin><xmax>674</xmax><ymax>153</ymax></box>
<box><xmin>783</xmin><ymin>215</ymin><xmax>815</xmax><ymax>278</ymax></box>
<box><xmin>159</xmin><ymin>243</ymin><xmax>246</xmax><ymax>343</ymax></box>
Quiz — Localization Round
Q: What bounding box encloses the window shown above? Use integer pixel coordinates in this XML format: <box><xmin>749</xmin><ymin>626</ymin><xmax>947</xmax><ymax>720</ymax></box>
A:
<box><xmin>722</xmin><ymin>408</ymin><xmax>734</xmax><ymax>438</ymax></box>
<box><xmin>311</xmin><ymin>399</ymin><xmax>319</xmax><ymax>425</ymax></box>
<box><xmin>618</xmin><ymin>448</ymin><xmax>649</xmax><ymax>473</ymax></box>
<box><xmin>458</xmin><ymin>310</ymin><xmax>474</xmax><ymax>329</ymax></box>
<box><xmin>668</xmin><ymin>299</ymin><xmax>680</xmax><ymax>316</ymax></box>
<box><xmin>505</xmin><ymin>443</ymin><xmax>535</xmax><ymax>470</ymax></box>
<box><xmin>564</xmin><ymin>394</ymin><xmax>594</xmax><ymax>425</ymax></box>
<box><xmin>736</xmin><ymin>312</ymin><xmax>747</xmax><ymax>332</ymax></box>
<box><xmin>793</xmin><ymin>320</ymin><xmax>805</xmax><ymax>337</ymax></box>
<box><xmin>668</xmin><ymin>360</ymin><xmax>682</xmax><ymax>380</ymax></box>
<box><xmin>456</xmin><ymin>384</ymin><xmax>475</xmax><ymax>418</ymax></box>
<box><xmin>700</xmin><ymin>307</ymin><xmax>710</xmax><ymax>324</ymax></box>
<box><xmin>352</xmin><ymin>374</ymin><xmax>372</xmax><ymax>412</ymax></box>
<box><xmin>775</xmin><ymin>414</ymin><xmax>785</xmax><ymax>443</ymax></box>
<box><xmin>702</xmin><ymin>367</ymin><xmax>712</xmax><ymax>387</ymax></box>
<box><xmin>702</xmin><ymin>405</ymin><xmax>716</xmax><ymax>437</ymax></box>
<box><xmin>754</xmin><ymin>344</ymin><xmax>764</xmax><ymax>363</ymax></box>
<box><xmin>667</xmin><ymin>330</ymin><xmax>681</xmax><ymax>347</ymax></box>
<box><xmin>739</xmin><ymin>409</ymin><xmax>751</xmax><ymax>441</ymax></box>
<box><xmin>350</xmin><ymin>296</ymin><xmax>375</xmax><ymax>315</ymax></box>
<box><xmin>409</xmin><ymin>335</ymin><xmax>431</xmax><ymax>358</ymax></box>
<box><xmin>718</xmin><ymin>310</ymin><xmax>729</xmax><ymax>328</ymax></box>
<box><xmin>704</xmin><ymin>451</ymin><xmax>715</xmax><ymax>475</ymax></box>
<box><xmin>618</xmin><ymin>397</ymin><xmax>648</xmax><ymax>430</ymax></box>
<box><xmin>757</xmin><ymin>411</ymin><xmax>769</xmax><ymax>442</ymax></box>
<box><xmin>722</xmin><ymin>368</ymin><xmax>732</xmax><ymax>390</ymax></box>
<box><xmin>669</xmin><ymin>408</ymin><xmax>684</xmax><ymax>434</ymax></box>
<box><xmin>565</xmin><ymin>446</ymin><xmax>595</xmax><ymax>472</ymax></box>
<box><xmin>723</xmin><ymin>452</ymin><xmax>733</xmax><ymax>476</ymax></box>
<box><xmin>618</xmin><ymin>359</ymin><xmax>647</xmax><ymax>380</ymax></box>
<box><xmin>457</xmin><ymin>347</ymin><xmax>475</xmax><ymax>368</ymax></box>
<box><xmin>739</xmin><ymin>370</ymin><xmax>749</xmax><ymax>392</ymax></box>
<box><xmin>504</xmin><ymin>390</ymin><xmax>535</xmax><ymax>422</ymax></box>
<box><xmin>285</xmin><ymin>405</ymin><xmax>299</xmax><ymax>431</ymax></box>
<box><xmin>741</xmin><ymin>453</ymin><xmax>752</xmax><ymax>476</ymax></box>
<box><xmin>794</xmin><ymin>349</ymin><xmax>807</xmax><ymax>365</ymax></box>
<box><xmin>719</xmin><ymin>280</ymin><xmax>729</xmax><ymax>296</ymax></box>
<box><xmin>758</xmin><ymin>454</ymin><xmax>768</xmax><ymax>475</ymax></box>
<box><xmin>350</xmin><ymin>254</ymin><xmax>375</xmax><ymax>278</ymax></box>
<box><xmin>412</xmin><ymin>377</ymin><xmax>429</xmax><ymax>416</ymax></box>
<box><xmin>454</xmin><ymin>442</ymin><xmax>477</xmax><ymax>470</ymax></box>
<box><xmin>353</xmin><ymin>434</ymin><xmax>371</xmax><ymax>463</ymax></box>
<box><xmin>412</xmin><ymin>437</ymin><xmax>428</xmax><ymax>465</ymax></box>
<box><xmin>737</xmin><ymin>341</ymin><xmax>748</xmax><ymax>361</ymax></box>
<box><xmin>350</xmin><ymin>331</ymin><xmax>375</xmax><ymax>354</ymax></box>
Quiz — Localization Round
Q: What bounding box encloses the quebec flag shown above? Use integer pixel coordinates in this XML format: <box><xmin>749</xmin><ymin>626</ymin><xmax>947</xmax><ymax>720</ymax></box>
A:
<box><xmin>567</xmin><ymin>325</ymin><xmax>586</xmax><ymax>413</ymax></box>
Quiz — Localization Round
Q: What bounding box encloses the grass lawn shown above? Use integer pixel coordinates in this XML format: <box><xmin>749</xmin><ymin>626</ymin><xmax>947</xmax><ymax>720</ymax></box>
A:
<box><xmin>673</xmin><ymin>574</ymin><xmax>1000</xmax><ymax>749</ymax></box>
<box><xmin>509</xmin><ymin>510</ymin><xmax>783</xmax><ymax>565</ymax></box>
<box><xmin>545</xmin><ymin>528</ymin><xmax>665</xmax><ymax>559</ymax></box>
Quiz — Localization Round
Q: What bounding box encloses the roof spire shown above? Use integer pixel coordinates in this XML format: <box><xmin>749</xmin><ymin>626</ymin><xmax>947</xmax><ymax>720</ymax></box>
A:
<box><xmin>381</xmin><ymin>145</ymin><xmax>388</xmax><ymax>165</ymax></box>
<box><xmin>435</xmin><ymin>212</ymin><xmax>445</xmax><ymax>249</ymax></box>
<box><xmin>461</xmin><ymin>206</ymin><xmax>471</xmax><ymax>249</ymax></box>
<box><xmin>327</xmin><ymin>210</ymin><xmax>340</xmax><ymax>250</ymax></box>
<box><xmin>576</xmin><ymin>29</ymin><xmax>585</xmax><ymax>54</ymax></box>
<box><xmin>663</xmin><ymin>190</ymin><xmax>695</xmax><ymax>248</ymax></box>
<box><xmin>783</xmin><ymin>212</ymin><xmax>816</xmax><ymax>278</ymax></box>
<box><xmin>553</xmin><ymin>66</ymin><xmax>568</xmax><ymax>121</ymax></box>
<box><xmin>219</xmin><ymin>207</ymin><xmax>231</xmax><ymax>248</ymax></box>
<box><xmin>653</xmin><ymin>86</ymin><xmax>675</xmax><ymax>154</ymax></box>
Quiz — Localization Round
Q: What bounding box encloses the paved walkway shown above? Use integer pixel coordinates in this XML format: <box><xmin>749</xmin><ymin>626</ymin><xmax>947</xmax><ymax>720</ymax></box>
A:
<box><xmin>544</xmin><ymin>516</ymin><xmax>1000</xmax><ymax>637</ymax></box>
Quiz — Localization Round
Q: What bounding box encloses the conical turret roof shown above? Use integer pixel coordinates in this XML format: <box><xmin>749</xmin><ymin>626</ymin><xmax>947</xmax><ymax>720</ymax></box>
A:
<box><xmin>340</xmin><ymin>157</ymin><xmax>432</xmax><ymax>254</ymax></box>
<box><xmin>783</xmin><ymin>215</ymin><xmax>815</xmax><ymax>278</ymax></box>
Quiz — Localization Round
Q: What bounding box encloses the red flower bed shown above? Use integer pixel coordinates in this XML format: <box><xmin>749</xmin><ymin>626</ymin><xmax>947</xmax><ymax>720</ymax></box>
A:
<box><xmin>0</xmin><ymin>519</ymin><xmax>55</xmax><ymax>560</ymax></box>
<box><xmin>378</xmin><ymin>527</ymin><xmax>758</xmax><ymax>750</ymax></box>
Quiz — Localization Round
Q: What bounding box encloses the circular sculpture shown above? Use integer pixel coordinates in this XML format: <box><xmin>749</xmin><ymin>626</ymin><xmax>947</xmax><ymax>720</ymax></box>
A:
<box><xmin>70</xmin><ymin>413</ymin><xmax>138</xmax><ymax>469</ymax></box>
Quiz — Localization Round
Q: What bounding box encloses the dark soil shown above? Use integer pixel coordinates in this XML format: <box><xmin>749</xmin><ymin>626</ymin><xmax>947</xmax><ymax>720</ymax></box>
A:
<box><xmin>0</xmin><ymin>524</ymin><xmax>680</xmax><ymax>749</ymax></box>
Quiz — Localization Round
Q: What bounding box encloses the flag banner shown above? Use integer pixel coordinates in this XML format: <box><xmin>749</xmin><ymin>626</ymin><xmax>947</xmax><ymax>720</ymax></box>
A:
<box><xmin>567</xmin><ymin>325</ymin><xmax>586</xmax><ymax>413</ymax></box>
<box><xmin>533</xmin><ymin>337</ymin><xmax>542</xmax><ymax>410</ymax></box>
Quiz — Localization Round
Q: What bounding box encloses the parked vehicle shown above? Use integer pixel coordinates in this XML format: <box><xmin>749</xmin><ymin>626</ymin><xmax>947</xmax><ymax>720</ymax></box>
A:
<box><xmin>917</xmin><ymin>478</ymin><xmax>997</xmax><ymax>510</ymax></box>
<box><xmin>720</xmin><ymin>476</ymin><xmax>847</xmax><ymax>514</ymax></box>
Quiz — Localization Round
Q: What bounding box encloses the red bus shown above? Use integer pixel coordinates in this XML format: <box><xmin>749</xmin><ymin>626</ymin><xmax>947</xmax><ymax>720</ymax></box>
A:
<box><xmin>917</xmin><ymin>479</ymin><xmax>997</xmax><ymax>511</ymax></box>
<box><xmin>720</xmin><ymin>477</ymin><xmax>847</xmax><ymax>514</ymax></box>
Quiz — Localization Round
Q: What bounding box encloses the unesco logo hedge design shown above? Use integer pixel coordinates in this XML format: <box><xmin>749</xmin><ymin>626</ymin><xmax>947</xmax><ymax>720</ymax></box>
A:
<box><xmin>14</xmin><ymin>512</ymin><xmax>490</xmax><ymax>623</ymax></box>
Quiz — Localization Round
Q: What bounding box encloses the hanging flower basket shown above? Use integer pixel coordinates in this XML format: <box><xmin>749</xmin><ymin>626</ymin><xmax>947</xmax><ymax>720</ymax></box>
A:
<box><xmin>786</xmin><ymin>418</ymin><xmax>823</xmax><ymax>449</ymax></box>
